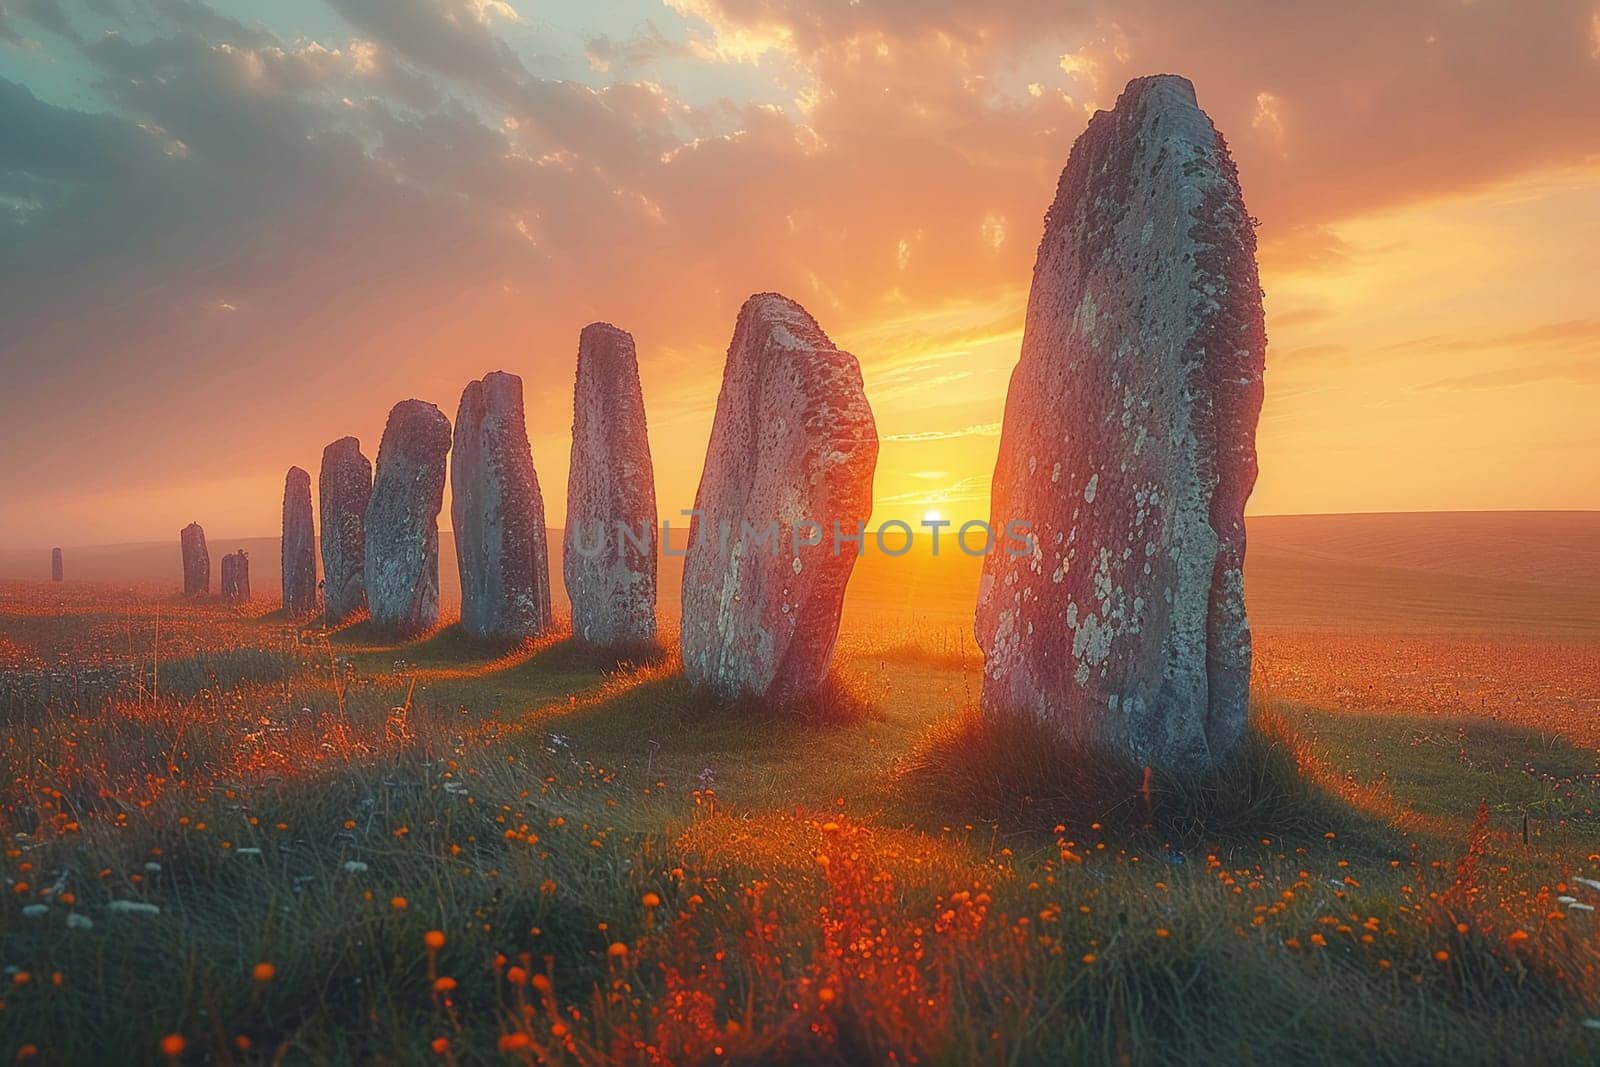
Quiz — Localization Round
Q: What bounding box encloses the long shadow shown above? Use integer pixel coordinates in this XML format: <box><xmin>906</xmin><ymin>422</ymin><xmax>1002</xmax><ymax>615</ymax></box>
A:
<box><xmin>1276</xmin><ymin>700</ymin><xmax>1600</xmax><ymax>843</ymax></box>
<box><xmin>504</xmin><ymin>666</ymin><xmax>880</xmax><ymax>769</ymax></box>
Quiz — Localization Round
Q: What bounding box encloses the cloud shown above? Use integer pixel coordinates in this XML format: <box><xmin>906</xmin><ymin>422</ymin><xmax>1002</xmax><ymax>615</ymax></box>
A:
<box><xmin>3</xmin><ymin>0</ymin><xmax>1600</xmax><ymax>543</ymax></box>
<box><xmin>1416</xmin><ymin>359</ymin><xmax>1600</xmax><ymax>392</ymax></box>
<box><xmin>882</xmin><ymin>423</ymin><xmax>1002</xmax><ymax>443</ymax></box>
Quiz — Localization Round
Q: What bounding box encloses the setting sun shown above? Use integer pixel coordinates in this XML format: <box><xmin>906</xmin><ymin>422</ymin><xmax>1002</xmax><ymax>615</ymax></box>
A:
<box><xmin>922</xmin><ymin>509</ymin><xmax>944</xmax><ymax>526</ymax></box>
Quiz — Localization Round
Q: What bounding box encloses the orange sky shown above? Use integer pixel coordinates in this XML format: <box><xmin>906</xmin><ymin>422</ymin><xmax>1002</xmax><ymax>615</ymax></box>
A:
<box><xmin>2</xmin><ymin>0</ymin><xmax>1598</xmax><ymax>547</ymax></box>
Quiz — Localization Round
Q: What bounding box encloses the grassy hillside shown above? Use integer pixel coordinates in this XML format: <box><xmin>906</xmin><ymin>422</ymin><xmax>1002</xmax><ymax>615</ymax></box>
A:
<box><xmin>0</xmin><ymin>570</ymin><xmax>1598</xmax><ymax>1062</ymax></box>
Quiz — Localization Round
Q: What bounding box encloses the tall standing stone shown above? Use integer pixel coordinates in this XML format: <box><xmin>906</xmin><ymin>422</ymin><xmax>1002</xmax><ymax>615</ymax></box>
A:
<box><xmin>180</xmin><ymin>522</ymin><xmax>209</xmax><ymax>597</ymax></box>
<box><xmin>452</xmin><ymin>372</ymin><xmax>553</xmax><ymax>642</ymax></box>
<box><xmin>365</xmin><ymin>400</ymin><xmax>451</xmax><ymax>637</ymax></box>
<box><xmin>564</xmin><ymin>323</ymin><xmax>657</xmax><ymax>646</ymax></box>
<box><xmin>221</xmin><ymin>549</ymin><xmax>251</xmax><ymax>602</ymax></box>
<box><xmin>281</xmin><ymin>466</ymin><xmax>317</xmax><ymax>617</ymax></box>
<box><xmin>320</xmin><ymin>436</ymin><xmax>372</xmax><ymax>625</ymax></box>
<box><xmin>975</xmin><ymin>75</ymin><xmax>1267</xmax><ymax>772</ymax></box>
<box><xmin>50</xmin><ymin>548</ymin><xmax>63</xmax><ymax>582</ymax></box>
<box><xmin>681</xmin><ymin>293</ymin><xmax>878</xmax><ymax>704</ymax></box>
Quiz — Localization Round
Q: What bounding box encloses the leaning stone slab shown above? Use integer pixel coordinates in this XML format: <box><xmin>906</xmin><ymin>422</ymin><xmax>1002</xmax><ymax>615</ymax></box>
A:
<box><xmin>365</xmin><ymin>400</ymin><xmax>451</xmax><ymax>636</ymax></box>
<box><xmin>681</xmin><ymin>293</ymin><xmax>878</xmax><ymax>704</ymax></box>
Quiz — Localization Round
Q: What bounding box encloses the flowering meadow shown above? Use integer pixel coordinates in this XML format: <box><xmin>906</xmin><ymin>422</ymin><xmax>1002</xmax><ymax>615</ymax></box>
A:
<box><xmin>2</xmin><ymin>581</ymin><xmax>1599</xmax><ymax>1063</ymax></box>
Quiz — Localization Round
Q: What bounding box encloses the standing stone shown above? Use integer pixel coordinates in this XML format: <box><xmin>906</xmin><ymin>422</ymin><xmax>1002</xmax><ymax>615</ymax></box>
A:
<box><xmin>365</xmin><ymin>400</ymin><xmax>451</xmax><ymax>637</ymax></box>
<box><xmin>221</xmin><ymin>549</ymin><xmax>251</xmax><ymax>602</ymax></box>
<box><xmin>452</xmin><ymin>372</ymin><xmax>553</xmax><ymax>642</ymax></box>
<box><xmin>320</xmin><ymin>436</ymin><xmax>372</xmax><ymax>625</ymax></box>
<box><xmin>681</xmin><ymin>293</ymin><xmax>878</xmax><ymax>704</ymax></box>
<box><xmin>50</xmin><ymin>548</ymin><xmax>63</xmax><ymax>582</ymax></box>
<box><xmin>564</xmin><ymin>323</ymin><xmax>658</xmax><ymax>646</ymax></box>
<box><xmin>180</xmin><ymin>522</ymin><xmax>209</xmax><ymax>597</ymax></box>
<box><xmin>975</xmin><ymin>75</ymin><xmax>1267</xmax><ymax>773</ymax></box>
<box><xmin>281</xmin><ymin>466</ymin><xmax>317</xmax><ymax>617</ymax></box>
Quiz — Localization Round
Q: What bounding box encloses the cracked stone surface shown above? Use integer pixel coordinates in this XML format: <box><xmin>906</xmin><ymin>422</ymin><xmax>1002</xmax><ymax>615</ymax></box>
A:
<box><xmin>180</xmin><ymin>522</ymin><xmax>209</xmax><ymax>597</ymax></box>
<box><xmin>366</xmin><ymin>400</ymin><xmax>451</xmax><ymax>637</ymax></box>
<box><xmin>319</xmin><ymin>436</ymin><xmax>371</xmax><ymax>625</ymax></box>
<box><xmin>976</xmin><ymin>75</ymin><xmax>1267</xmax><ymax>772</ymax></box>
<box><xmin>281</xmin><ymin>466</ymin><xmax>317</xmax><ymax>617</ymax></box>
<box><xmin>453</xmin><ymin>371</ymin><xmax>553</xmax><ymax>642</ymax></box>
<box><xmin>681</xmin><ymin>293</ymin><xmax>878</xmax><ymax>704</ymax></box>
<box><xmin>564</xmin><ymin>323</ymin><xmax>658</xmax><ymax>646</ymax></box>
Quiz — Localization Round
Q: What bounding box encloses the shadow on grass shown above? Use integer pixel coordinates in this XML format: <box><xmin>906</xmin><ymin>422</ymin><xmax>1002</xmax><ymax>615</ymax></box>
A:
<box><xmin>516</xmin><ymin>664</ymin><xmax>879</xmax><ymax>760</ymax></box>
<box><xmin>895</xmin><ymin>702</ymin><xmax>1406</xmax><ymax>853</ymax></box>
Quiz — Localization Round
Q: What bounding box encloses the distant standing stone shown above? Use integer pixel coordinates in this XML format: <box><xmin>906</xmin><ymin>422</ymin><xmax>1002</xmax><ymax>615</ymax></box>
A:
<box><xmin>365</xmin><ymin>400</ymin><xmax>452</xmax><ymax>636</ymax></box>
<box><xmin>681</xmin><ymin>293</ymin><xmax>879</xmax><ymax>704</ymax></box>
<box><xmin>975</xmin><ymin>75</ymin><xmax>1267</xmax><ymax>772</ymax></box>
<box><xmin>564</xmin><ymin>323</ymin><xmax>657</xmax><ymax>646</ymax></box>
<box><xmin>180</xmin><ymin>522</ymin><xmax>209</xmax><ymax>597</ymax></box>
<box><xmin>281</xmin><ymin>466</ymin><xmax>317</xmax><ymax>617</ymax></box>
<box><xmin>452</xmin><ymin>371</ymin><xmax>553</xmax><ymax>642</ymax></box>
<box><xmin>221</xmin><ymin>549</ymin><xmax>251</xmax><ymax>602</ymax></box>
<box><xmin>320</xmin><ymin>436</ymin><xmax>372</xmax><ymax>625</ymax></box>
<box><xmin>50</xmin><ymin>548</ymin><xmax>63</xmax><ymax>582</ymax></box>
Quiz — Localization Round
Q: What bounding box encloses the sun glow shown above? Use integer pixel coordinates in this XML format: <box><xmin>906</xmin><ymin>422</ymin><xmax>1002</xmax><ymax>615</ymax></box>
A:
<box><xmin>922</xmin><ymin>509</ymin><xmax>944</xmax><ymax>526</ymax></box>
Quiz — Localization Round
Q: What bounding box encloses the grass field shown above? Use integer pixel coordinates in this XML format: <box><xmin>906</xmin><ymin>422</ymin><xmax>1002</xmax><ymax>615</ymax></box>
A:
<box><xmin>1</xmin><ymin>513</ymin><xmax>1599</xmax><ymax>1064</ymax></box>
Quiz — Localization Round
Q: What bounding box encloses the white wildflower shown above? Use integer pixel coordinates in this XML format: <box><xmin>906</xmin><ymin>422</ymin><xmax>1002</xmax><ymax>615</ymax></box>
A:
<box><xmin>21</xmin><ymin>904</ymin><xmax>48</xmax><ymax>919</ymax></box>
<box><xmin>66</xmin><ymin>913</ymin><xmax>93</xmax><ymax>931</ymax></box>
<box><xmin>342</xmin><ymin>860</ymin><xmax>369</xmax><ymax>874</ymax></box>
<box><xmin>107</xmin><ymin>900</ymin><xmax>161</xmax><ymax>916</ymax></box>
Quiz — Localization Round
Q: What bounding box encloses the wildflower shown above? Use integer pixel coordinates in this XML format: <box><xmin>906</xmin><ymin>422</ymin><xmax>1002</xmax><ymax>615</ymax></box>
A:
<box><xmin>66</xmin><ymin>913</ymin><xmax>93</xmax><ymax>931</ymax></box>
<box><xmin>21</xmin><ymin>904</ymin><xmax>47</xmax><ymax>919</ymax></box>
<box><xmin>431</xmin><ymin>1037</ymin><xmax>449</xmax><ymax>1055</ymax></box>
<box><xmin>1508</xmin><ymin>929</ymin><xmax>1530</xmax><ymax>944</ymax></box>
<box><xmin>424</xmin><ymin>930</ymin><xmax>445</xmax><ymax>950</ymax></box>
<box><xmin>433</xmin><ymin>977</ymin><xmax>456</xmax><ymax>993</ymax></box>
<box><xmin>1155</xmin><ymin>928</ymin><xmax>1170</xmax><ymax>939</ymax></box>
<box><xmin>1434</xmin><ymin>950</ymin><xmax>1450</xmax><ymax>962</ymax></box>
<box><xmin>1081</xmin><ymin>953</ymin><xmax>1096</xmax><ymax>965</ymax></box>
<box><xmin>159</xmin><ymin>1035</ymin><xmax>185</xmax><ymax>1058</ymax></box>
<box><xmin>342</xmin><ymin>860</ymin><xmax>368</xmax><ymax>873</ymax></box>
<box><xmin>391</xmin><ymin>896</ymin><xmax>408</xmax><ymax>911</ymax></box>
<box><xmin>107</xmin><ymin>900</ymin><xmax>161</xmax><ymax>917</ymax></box>
<box><xmin>531</xmin><ymin>974</ymin><xmax>553</xmax><ymax>995</ymax></box>
<box><xmin>641</xmin><ymin>892</ymin><xmax>661</xmax><ymax>908</ymax></box>
<box><xmin>607</xmin><ymin>941</ymin><xmax>629</xmax><ymax>960</ymax></box>
<box><xmin>499</xmin><ymin>1033</ymin><xmax>532</xmax><ymax>1052</ymax></box>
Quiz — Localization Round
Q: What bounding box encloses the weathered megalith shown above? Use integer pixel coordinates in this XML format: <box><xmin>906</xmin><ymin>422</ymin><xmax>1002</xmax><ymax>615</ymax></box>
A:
<box><xmin>221</xmin><ymin>549</ymin><xmax>251</xmax><ymax>602</ymax></box>
<box><xmin>320</xmin><ymin>437</ymin><xmax>371</xmax><ymax>624</ymax></box>
<box><xmin>681</xmin><ymin>293</ymin><xmax>879</xmax><ymax>703</ymax></box>
<box><xmin>50</xmin><ymin>548</ymin><xmax>63</xmax><ymax>582</ymax></box>
<box><xmin>452</xmin><ymin>372</ymin><xmax>553</xmax><ymax>642</ymax></box>
<box><xmin>282</xmin><ymin>466</ymin><xmax>317</xmax><ymax>617</ymax></box>
<box><xmin>180</xmin><ymin>522</ymin><xmax>209</xmax><ymax>597</ymax></box>
<box><xmin>365</xmin><ymin>400</ymin><xmax>452</xmax><ymax>636</ymax></box>
<box><xmin>975</xmin><ymin>74</ymin><xmax>1267</xmax><ymax>773</ymax></box>
<box><xmin>563</xmin><ymin>323</ymin><xmax>658</xmax><ymax>646</ymax></box>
